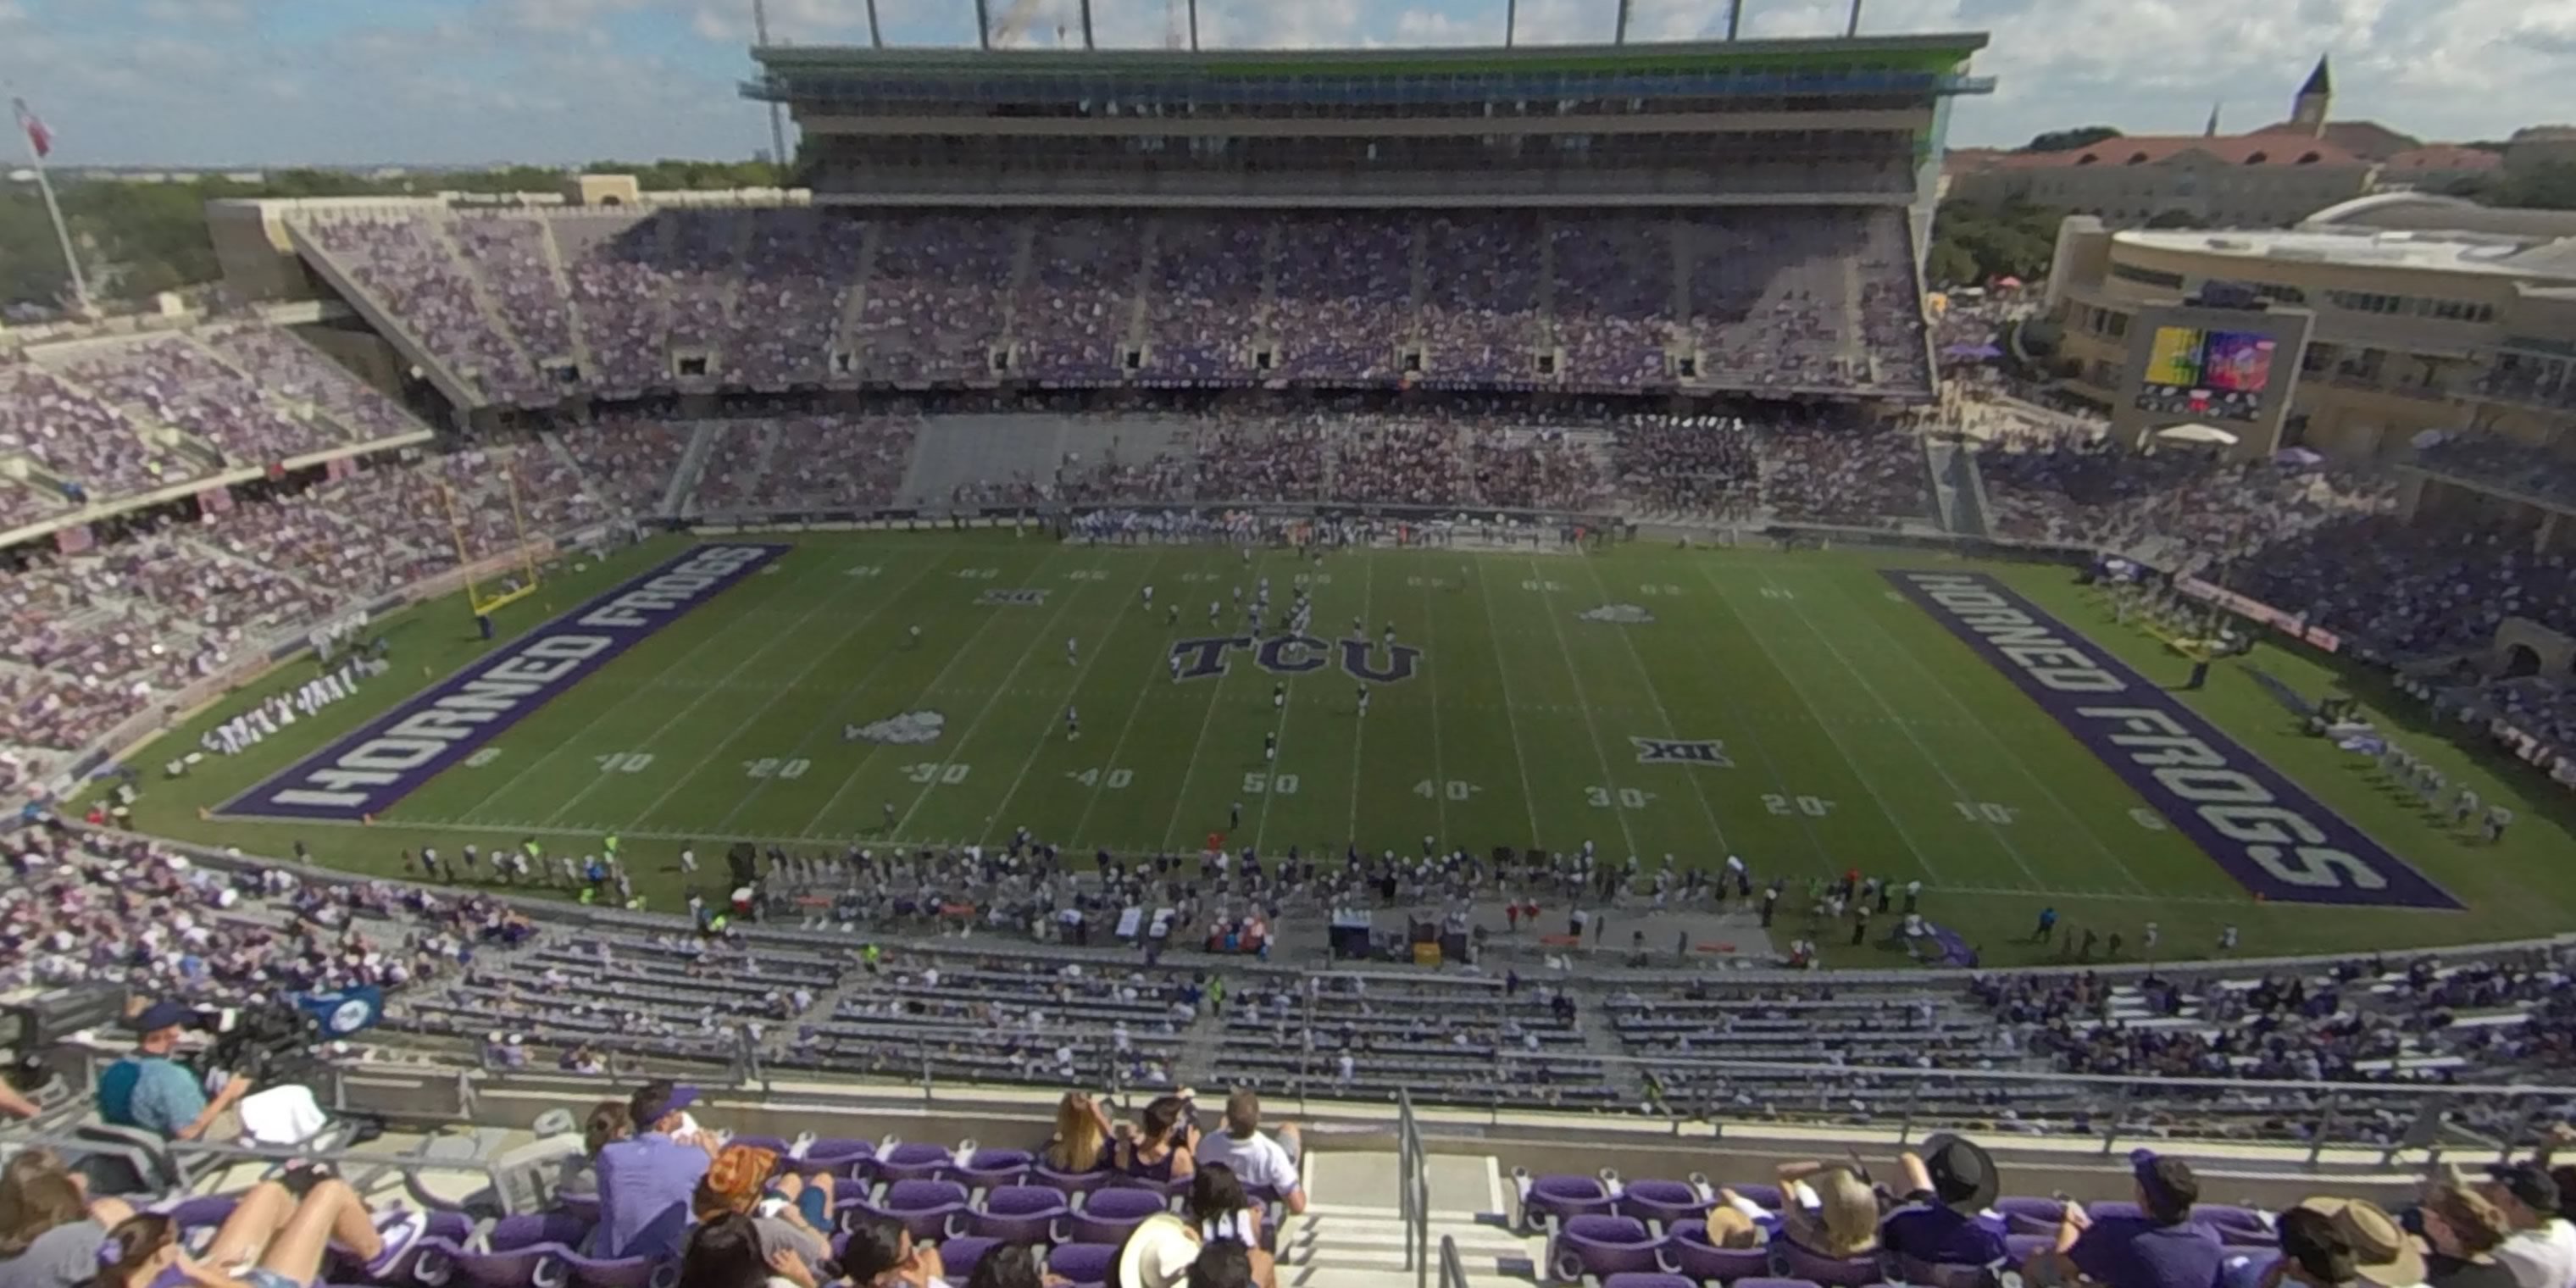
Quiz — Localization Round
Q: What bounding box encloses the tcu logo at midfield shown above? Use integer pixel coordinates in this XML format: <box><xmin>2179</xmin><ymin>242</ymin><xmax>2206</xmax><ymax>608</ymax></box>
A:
<box><xmin>1169</xmin><ymin>636</ymin><xmax>1423</xmax><ymax>684</ymax></box>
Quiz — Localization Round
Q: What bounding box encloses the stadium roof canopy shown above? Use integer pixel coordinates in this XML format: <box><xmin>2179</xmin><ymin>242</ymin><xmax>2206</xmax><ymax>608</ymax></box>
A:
<box><xmin>747</xmin><ymin>34</ymin><xmax>1995</xmax><ymax>107</ymax></box>
<box><xmin>752</xmin><ymin>34</ymin><xmax>1988</xmax><ymax>77</ymax></box>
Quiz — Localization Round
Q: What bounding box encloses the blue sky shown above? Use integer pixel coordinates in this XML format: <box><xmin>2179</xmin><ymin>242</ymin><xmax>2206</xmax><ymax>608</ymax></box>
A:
<box><xmin>3</xmin><ymin>0</ymin><xmax>2569</xmax><ymax>166</ymax></box>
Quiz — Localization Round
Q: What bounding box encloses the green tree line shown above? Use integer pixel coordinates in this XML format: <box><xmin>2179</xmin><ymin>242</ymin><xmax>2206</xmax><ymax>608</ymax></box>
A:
<box><xmin>1</xmin><ymin>158</ymin><xmax>782</xmax><ymax>312</ymax></box>
<box><xmin>1924</xmin><ymin>199</ymin><xmax>2067</xmax><ymax>289</ymax></box>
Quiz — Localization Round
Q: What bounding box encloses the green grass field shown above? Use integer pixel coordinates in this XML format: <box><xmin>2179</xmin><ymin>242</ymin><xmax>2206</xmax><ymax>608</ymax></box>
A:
<box><xmin>122</xmin><ymin>531</ymin><xmax>2576</xmax><ymax>967</ymax></box>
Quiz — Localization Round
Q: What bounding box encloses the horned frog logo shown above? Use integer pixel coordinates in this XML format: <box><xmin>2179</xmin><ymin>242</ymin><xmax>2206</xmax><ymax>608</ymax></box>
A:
<box><xmin>846</xmin><ymin>710</ymin><xmax>947</xmax><ymax>745</ymax></box>
<box><xmin>1579</xmin><ymin>603</ymin><xmax>1656</xmax><ymax>625</ymax></box>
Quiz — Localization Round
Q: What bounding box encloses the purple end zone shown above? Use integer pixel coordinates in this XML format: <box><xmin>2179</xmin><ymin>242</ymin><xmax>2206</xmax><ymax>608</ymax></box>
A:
<box><xmin>1887</xmin><ymin>569</ymin><xmax>2457</xmax><ymax>910</ymax></box>
<box><xmin>218</xmin><ymin>543</ymin><xmax>789</xmax><ymax>822</ymax></box>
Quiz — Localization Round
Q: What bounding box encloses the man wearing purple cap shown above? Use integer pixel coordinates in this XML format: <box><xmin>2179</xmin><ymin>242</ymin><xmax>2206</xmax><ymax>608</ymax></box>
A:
<box><xmin>93</xmin><ymin>1000</ymin><xmax>253</xmax><ymax>1141</ymax></box>
<box><xmin>2035</xmin><ymin>1150</ymin><xmax>2223</xmax><ymax>1288</ymax></box>
<box><xmin>596</xmin><ymin>1080</ymin><xmax>714</xmax><ymax>1260</ymax></box>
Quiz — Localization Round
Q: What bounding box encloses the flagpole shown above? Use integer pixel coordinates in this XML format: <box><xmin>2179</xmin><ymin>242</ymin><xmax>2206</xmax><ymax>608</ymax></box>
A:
<box><xmin>14</xmin><ymin>101</ymin><xmax>92</xmax><ymax>315</ymax></box>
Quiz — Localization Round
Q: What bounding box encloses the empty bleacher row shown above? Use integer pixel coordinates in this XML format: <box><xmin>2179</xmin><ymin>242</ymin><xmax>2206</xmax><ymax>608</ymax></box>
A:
<box><xmin>285</xmin><ymin>206</ymin><xmax>1934</xmax><ymax>406</ymax></box>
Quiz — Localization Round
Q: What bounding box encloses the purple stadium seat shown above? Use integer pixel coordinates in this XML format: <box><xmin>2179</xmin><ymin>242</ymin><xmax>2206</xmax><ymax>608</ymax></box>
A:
<box><xmin>1735</xmin><ymin>1279</ymin><xmax>1826</xmax><ymax>1288</ymax></box>
<box><xmin>1069</xmin><ymin>1187</ymin><xmax>1171</xmax><ymax>1244</ymax></box>
<box><xmin>1729</xmin><ymin>1185</ymin><xmax>1786</xmax><ymax>1212</ymax></box>
<box><xmin>425</xmin><ymin>1214</ymin><xmax>475</xmax><ymax>1248</ymax></box>
<box><xmin>1524</xmin><ymin>1174</ymin><xmax>1616</xmax><ymax>1228</ymax></box>
<box><xmin>446</xmin><ymin>1246</ymin><xmax>569</xmax><ymax>1288</ymax></box>
<box><xmin>939</xmin><ymin>1237</ymin><xmax>1002</xmax><ymax>1284</ymax></box>
<box><xmin>2002</xmin><ymin>1235</ymin><xmax>2051</xmax><ymax>1268</ymax></box>
<box><xmin>489</xmin><ymin>1213</ymin><xmax>593</xmax><ymax>1253</ymax></box>
<box><xmin>850</xmin><ymin>1180</ymin><xmax>973</xmax><ymax>1242</ymax></box>
<box><xmin>2086</xmin><ymin>1202</ymin><xmax>2144</xmax><ymax>1224</ymax></box>
<box><xmin>956</xmin><ymin>1149</ymin><xmax>1035</xmax><ymax>1190</ymax></box>
<box><xmin>876</xmin><ymin>1141</ymin><xmax>959</xmax><ymax>1183</ymax></box>
<box><xmin>1550</xmin><ymin>1215</ymin><xmax>1668</xmax><ymax>1282</ymax></box>
<box><xmin>558</xmin><ymin>1252</ymin><xmax>675</xmax><ymax>1288</ymax></box>
<box><xmin>1995</xmin><ymin>1197</ymin><xmax>2064</xmax><ymax>1237</ymax></box>
<box><xmin>1616</xmin><ymin>1180</ymin><xmax>1711</xmax><ymax>1229</ymax></box>
<box><xmin>968</xmin><ymin>1186</ymin><xmax>1072</xmax><ymax>1244</ymax></box>
<box><xmin>1047</xmin><ymin>1242</ymin><xmax>1119</xmax><ymax>1288</ymax></box>
<box><xmin>1667</xmin><ymin>1222</ymin><xmax>1777</xmax><ymax>1283</ymax></box>
<box><xmin>1030</xmin><ymin>1164</ymin><xmax>1110</xmax><ymax>1196</ymax></box>
<box><xmin>339</xmin><ymin>1224</ymin><xmax>470</xmax><ymax>1285</ymax></box>
<box><xmin>731</xmin><ymin>1135</ymin><xmax>793</xmax><ymax>1157</ymax></box>
<box><xmin>1603</xmin><ymin>1274</ymin><xmax>1698</xmax><ymax>1288</ymax></box>
<box><xmin>1776</xmin><ymin>1241</ymin><xmax>1880</xmax><ymax>1288</ymax></box>
<box><xmin>797</xmin><ymin>1140</ymin><xmax>877</xmax><ymax>1178</ymax></box>
<box><xmin>1896</xmin><ymin>1256</ymin><xmax>1994</xmax><ymax>1288</ymax></box>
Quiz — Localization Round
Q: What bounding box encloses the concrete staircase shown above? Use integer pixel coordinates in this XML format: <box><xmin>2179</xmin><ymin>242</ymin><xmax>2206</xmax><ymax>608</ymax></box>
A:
<box><xmin>535</xmin><ymin>220</ymin><xmax>597</xmax><ymax>375</ymax></box>
<box><xmin>1280</xmin><ymin>1152</ymin><xmax>1541</xmax><ymax>1288</ymax></box>
<box><xmin>430</xmin><ymin>216</ymin><xmax>541</xmax><ymax>378</ymax></box>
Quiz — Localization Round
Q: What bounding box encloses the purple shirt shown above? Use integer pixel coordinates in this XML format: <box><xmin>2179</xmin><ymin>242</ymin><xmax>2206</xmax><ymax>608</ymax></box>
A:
<box><xmin>2068</xmin><ymin>1218</ymin><xmax>2225</xmax><ymax>1288</ymax></box>
<box><xmin>1881</xmin><ymin>1198</ymin><xmax>2009</xmax><ymax>1266</ymax></box>
<box><xmin>595</xmin><ymin>1133</ymin><xmax>710</xmax><ymax>1260</ymax></box>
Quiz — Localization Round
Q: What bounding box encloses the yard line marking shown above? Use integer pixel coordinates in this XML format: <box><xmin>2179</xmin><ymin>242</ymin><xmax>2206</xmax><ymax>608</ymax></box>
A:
<box><xmin>978</xmin><ymin>553</ymin><xmax>1168</xmax><ymax>847</ymax></box>
<box><xmin>445</xmin><ymin>552</ymin><xmax>829</xmax><ymax>827</ymax></box>
<box><xmin>1568</xmin><ymin>551</ymin><xmax>1729</xmax><ymax>855</ymax></box>
<box><xmin>1414</xmin><ymin>552</ymin><xmax>1451</xmax><ymax>846</ymax></box>
<box><xmin>530</xmin><ymin>566</ymin><xmax>858</xmax><ymax>830</ymax></box>
<box><xmin>1692</xmin><ymin>560</ymin><xmax>1946</xmax><ymax>881</ymax></box>
<box><xmin>1154</xmin><ymin>549</ymin><xmax>1271</xmax><ymax>853</ymax></box>
<box><xmin>890</xmin><ymin>552</ymin><xmax>1126</xmax><ymax>841</ymax></box>
<box><xmin>1069</xmin><ymin>570</ymin><xmax>1199</xmax><ymax>847</ymax></box>
<box><xmin>697</xmin><ymin>555</ymin><xmax>957</xmax><ymax>834</ymax></box>
<box><xmin>1519</xmin><ymin>557</ymin><xmax>1638</xmax><ymax>858</ymax></box>
<box><xmin>1747</xmin><ymin>562</ymin><xmax>2048</xmax><ymax>887</ymax></box>
<box><xmin>1341</xmin><ymin>548</ymin><xmax>1377</xmax><ymax>844</ymax></box>
<box><xmin>797</xmin><ymin>545</ymin><xmax>1085</xmax><ymax>838</ymax></box>
<box><xmin>1468</xmin><ymin>555</ymin><xmax>1546</xmax><ymax>846</ymax></box>
<box><xmin>1812</xmin><ymin>569</ymin><xmax>2156</xmax><ymax>896</ymax></box>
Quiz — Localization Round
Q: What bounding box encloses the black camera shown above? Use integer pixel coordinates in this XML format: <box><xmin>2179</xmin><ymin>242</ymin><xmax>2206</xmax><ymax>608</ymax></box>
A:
<box><xmin>188</xmin><ymin>1001</ymin><xmax>325</xmax><ymax>1087</ymax></box>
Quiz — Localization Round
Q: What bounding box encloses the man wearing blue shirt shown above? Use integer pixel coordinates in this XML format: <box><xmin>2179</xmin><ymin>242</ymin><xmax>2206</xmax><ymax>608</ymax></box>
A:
<box><xmin>94</xmin><ymin>1001</ymin><xmax>252</xmax><ymax>1141</ymax></box>
<box><xmin>2038</xmin><ymin>1149</ymin><xmax>2224</xmax><ymax>1288</ymax></box>
<box><xmin>596</xmin><ymin>1080</ymin><xmax>715</xmax><ymax>1260</ymax></box>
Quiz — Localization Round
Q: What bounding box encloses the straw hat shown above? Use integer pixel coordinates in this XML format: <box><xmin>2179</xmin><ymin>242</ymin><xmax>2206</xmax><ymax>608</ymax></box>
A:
<box><xmin>1118</xmin><ymin>1214</ymin><xmax>1202</xmax><ymax>1288</ymax></box>
<box><xmin>2296</xmin><ymin>1197</ymin><xmax>2427</xmax><ymax>1288</ymax></box>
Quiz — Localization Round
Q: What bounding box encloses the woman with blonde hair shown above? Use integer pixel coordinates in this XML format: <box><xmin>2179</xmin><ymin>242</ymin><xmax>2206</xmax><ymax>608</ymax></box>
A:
<box><xmin>1047</xmin><ymin>1091</ymin><xmax>1114</xmax><ymax>1174</ymax></box>
<box><xmin>1771</xmin><ymin>1161</ymin><xmax>1881</xmax><ymax>1260</ymax></box>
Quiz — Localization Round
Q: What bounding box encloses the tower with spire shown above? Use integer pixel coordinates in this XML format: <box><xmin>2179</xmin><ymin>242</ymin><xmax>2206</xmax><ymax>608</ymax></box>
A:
<box><xmin>2205</xmin><ymin>103</ymin><xmax>2222</xmax><ymax>138</ymax></box>
<box><xmin>2290</xmin><ymin>54</ymin><xmax>2332</xmax><ymax>136</ymax></box>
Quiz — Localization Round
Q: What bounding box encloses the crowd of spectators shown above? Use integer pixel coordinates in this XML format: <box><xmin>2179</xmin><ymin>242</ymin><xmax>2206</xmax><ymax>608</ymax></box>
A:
<box><xmin>286</xmin><ymin>208</ymin><xmax>1932</xmax><ymax>402</ymax></box>
<box><xmin>1975</xmin><ymin>433</ymin><xmax>2395</xmax><ymax>565</ymax></box>
<box><xmin>2417</xmin><ymin>433</ymin><xmax>2576</xmax><ymax>510</ymax></box>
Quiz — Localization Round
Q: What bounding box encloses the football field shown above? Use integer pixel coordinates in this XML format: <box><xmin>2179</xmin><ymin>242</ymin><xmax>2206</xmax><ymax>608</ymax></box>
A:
<box><xmin>132</xmin><ymin>530</ymin><xmax>2576</xmax><ymax>967</ymax></box>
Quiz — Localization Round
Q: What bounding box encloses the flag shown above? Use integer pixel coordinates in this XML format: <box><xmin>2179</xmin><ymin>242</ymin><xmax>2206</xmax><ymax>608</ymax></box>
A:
<box><xmin>12</xmin><ymin>98</ymin><xmax>51</xmax><ymax>159</ymax></box>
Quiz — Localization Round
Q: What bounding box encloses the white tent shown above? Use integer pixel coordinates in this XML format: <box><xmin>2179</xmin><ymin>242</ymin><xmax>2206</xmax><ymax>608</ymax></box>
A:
<box><xmin>2155</xmin><ymin>422</ymin><xmax>2240</xmax><ymax>447</ymax></box>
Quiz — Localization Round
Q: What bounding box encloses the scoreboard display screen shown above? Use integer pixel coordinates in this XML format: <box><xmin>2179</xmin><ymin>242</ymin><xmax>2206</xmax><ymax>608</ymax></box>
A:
<box><xmin>2134</xmin><ymin>325</ymin><xmax>2278</xmax><ymax>422</ymax></box>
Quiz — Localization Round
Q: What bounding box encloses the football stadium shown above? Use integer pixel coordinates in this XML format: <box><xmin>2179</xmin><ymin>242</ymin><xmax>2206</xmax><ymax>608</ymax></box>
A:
<box><xmin>8</xmin><ymin>14</ymin><xmax>2576</xmax><ymax>1288</ymax></box>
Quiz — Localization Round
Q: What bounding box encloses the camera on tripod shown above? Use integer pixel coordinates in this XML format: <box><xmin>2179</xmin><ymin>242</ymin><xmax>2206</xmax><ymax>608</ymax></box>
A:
<box><xmin>188</xmin><ymin>1000</ymin><xmax>325</xmax><ymax>1087</ymax></box>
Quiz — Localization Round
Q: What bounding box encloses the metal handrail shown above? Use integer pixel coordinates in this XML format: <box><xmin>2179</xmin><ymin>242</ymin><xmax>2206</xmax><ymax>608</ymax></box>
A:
<box><xmin>1397</xmin><ymin>1087</ymin><xmax>1430</xmax><ymax>1288</ymax></box>
<box><xmin>1438</xmin><ymin>1235</ymin><xmax>1470</xmax><ymax>1288</ymax></box>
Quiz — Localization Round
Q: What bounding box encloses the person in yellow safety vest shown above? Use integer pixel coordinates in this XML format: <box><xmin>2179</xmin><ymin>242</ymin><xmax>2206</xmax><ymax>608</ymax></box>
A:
<box><xmin>603</xmin><ymin>833</ymin><xmax>619</xmax><ymax>859</ymax></box>
<box><xmin>578</xmin><ymin>887</ymin><xmax>595</xmax><ymax>904</ymax></box>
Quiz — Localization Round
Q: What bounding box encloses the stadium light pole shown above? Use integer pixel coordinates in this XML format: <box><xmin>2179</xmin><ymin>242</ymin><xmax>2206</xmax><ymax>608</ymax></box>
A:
<box><xmin>1725</xmin><ymin>0</ymin><xmax>1742</xmax><ymax>39</ymax></box>
<box><xmin>751</xmin><ymin>0</ymin><xmax>791</xmax><ymax>187</ymax></box>
<box><xmin>1187</xmin><ymin>0</ymin><xmax>1198</xmax><ymax>49</ymax></box>
<box><xmin>866</xmin><ymin>0</ymin><xmax>883</xmax><ymax>47</ymax></box>
<box><xmin>1846</xmin><ymin>0</ymin><xmax>1862</xmax><ymax>36</ymax></box>
<box><xmin>1613</xmin><ymin>0</ymin><xmax>1629</xmax><ymax>43</ymax></box>
<box><xmin>1504</xmin><ymin>0</ymin><xmax>1515</xmax><ymax>47</ymax></box>
<box><xmin>1080</xmin><ymin>0</ymin><xmax>1095</xmax><ymax>48</ymax></box>
<box><xmin>975</xmin><ymin>0</ymin><xmax>992</xmax><ymax>49</ymax></box>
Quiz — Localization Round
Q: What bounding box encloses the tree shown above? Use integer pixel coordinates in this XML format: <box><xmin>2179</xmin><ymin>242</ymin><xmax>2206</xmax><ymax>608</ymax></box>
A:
<box><xmin>1929</xmin><ymin>198</ymin><xmax>2068</xmax><ymax>286</ymax></box>
<box><xmin>2022</xmin><ymin>126</ymin><xmax>2122</xmax><ymax>153</ymax></box>
<box><xmin>1924</xmin><ymin>239</ymin><xmax>1980</xmax><ymax>287</ymax></box>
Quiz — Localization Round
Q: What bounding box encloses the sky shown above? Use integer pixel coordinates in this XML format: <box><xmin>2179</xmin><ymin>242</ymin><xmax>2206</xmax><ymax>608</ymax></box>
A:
<box><xmin>2</xmin><ymin>0</ymin><xmax>2571</xmax><ymax>167</ymax></box>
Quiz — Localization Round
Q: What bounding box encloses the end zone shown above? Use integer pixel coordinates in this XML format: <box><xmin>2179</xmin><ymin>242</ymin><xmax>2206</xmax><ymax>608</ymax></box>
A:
<box><xmin>1888</xmin><ymin>569</ymin><xmax>2458</xmax><ymax>910</ymax></box>
<box><xmin>217</xmin><ymin>544</ymin><xmax>789</xmax><ymax>822</ymax></box>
